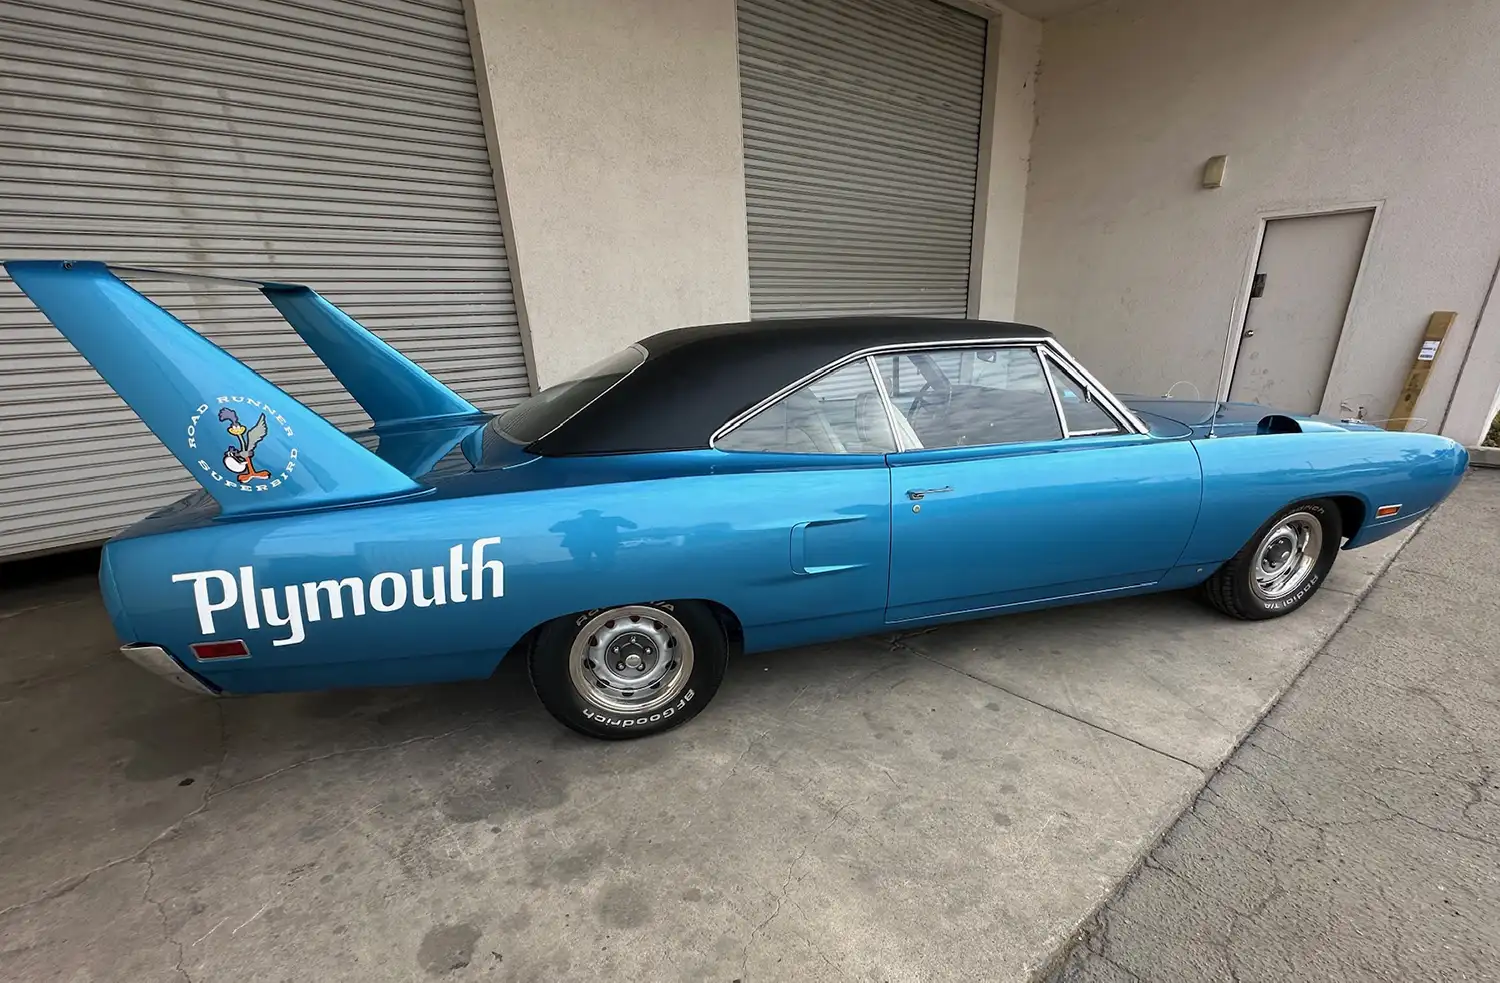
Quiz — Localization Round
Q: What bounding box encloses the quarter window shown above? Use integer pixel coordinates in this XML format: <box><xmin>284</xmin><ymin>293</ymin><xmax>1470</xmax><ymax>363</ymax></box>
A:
<box><xmin>1043</xmin><ymin>356</ymin><xmax>1123</xmax><ymax>435</ymax></box>
<box><xmin>716</xmin><ymin>360</ymin><xmax>897</xmax><ymax>455</ymax></box>
<box><xmin>874</xmin><ymin>347</ymin><xmax>1063</xmax><ymax>449</ymax></box>
<box><xmin>491</xmin><ymin>345</ymin><xmax>645</xmax><ymax>444</ymax></box>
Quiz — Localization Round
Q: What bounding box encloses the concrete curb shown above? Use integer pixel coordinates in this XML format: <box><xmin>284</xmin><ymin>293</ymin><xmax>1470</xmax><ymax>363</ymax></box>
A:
<box><xmin>1469</xmin><ymin>446</ymin><xmax>1500</xmax><ymax>468</ymax></box>
<box><xmin>1026</xmin><ymin>514</ymin><xmax>1429</xmax><ymax>982</ymax></box>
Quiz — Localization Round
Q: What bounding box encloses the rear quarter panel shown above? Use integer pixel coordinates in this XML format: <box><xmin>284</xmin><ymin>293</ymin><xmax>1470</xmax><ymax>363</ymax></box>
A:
<box><xmin>105</xmin><ymin>454</ymin><xmax>891</xmax><ymax>693</ymax></box>
<box><xmin>1180</xmin><ymin>430</ymin><xmax>1467</xmax><ymax>566</ymax></box>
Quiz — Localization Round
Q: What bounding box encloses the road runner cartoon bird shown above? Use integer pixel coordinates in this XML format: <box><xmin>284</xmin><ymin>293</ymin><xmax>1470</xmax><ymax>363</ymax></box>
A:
<box><xmin>219</xmin><ymin>407</ymin><xmax>271</xmax><ymax>483</ymax></box>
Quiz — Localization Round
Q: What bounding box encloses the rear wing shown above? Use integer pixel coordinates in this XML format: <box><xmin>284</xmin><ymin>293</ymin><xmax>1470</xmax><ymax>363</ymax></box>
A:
<box><xmin>4</xmin><ymin>260</ymin><xmax>489</xmax><ymax>518</ymax></box>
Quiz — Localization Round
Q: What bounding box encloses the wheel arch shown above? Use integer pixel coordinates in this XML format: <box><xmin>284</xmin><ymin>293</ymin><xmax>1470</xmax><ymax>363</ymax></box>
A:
<box><xmin>1258</xmin><ymin>492</ymin><xmax>1364</xmax><ymax>545</ymax></box>
<box><xmin>700</xmin><ymin>599</ymin><xmax>745</xmax><ymax>657</ymax></box>
<box><xmin>1327</xmin><ymin>494</ymin><xmax>1367</xmax><ymax>544</ymax></box>
<box><xmin>492</xmin><ymin>596</ymin><xmax>744</xmax><ymax>676</ymax></box>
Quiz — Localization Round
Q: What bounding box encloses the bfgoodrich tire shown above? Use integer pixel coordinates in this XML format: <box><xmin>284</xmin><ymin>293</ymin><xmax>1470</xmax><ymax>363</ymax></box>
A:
<box><xmin>527</xmin><ymin>600</ymin><xmax>728</xmax><ymax>740</ymax></box>
<box><xmin>1201</xmin><ymin>499</ymin><xmax>1343</xmax><ymax>621</ymax></box>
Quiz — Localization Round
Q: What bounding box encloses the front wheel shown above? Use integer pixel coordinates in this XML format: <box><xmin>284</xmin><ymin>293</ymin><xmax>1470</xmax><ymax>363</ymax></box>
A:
<box><xmin>527</xmin><ymin>600</ymin><xmax>728</xmax><ymax>739</ymax></box>
<box><xmin>1201</xmin><ymin>499</ymin><xmax>1342</xmax><ymax>620</ymax></box>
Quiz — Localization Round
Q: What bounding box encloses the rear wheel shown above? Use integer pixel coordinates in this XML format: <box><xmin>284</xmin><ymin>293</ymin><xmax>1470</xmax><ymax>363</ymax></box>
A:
<box><xmin>1202</xmin><ymin>499</ymin><xmax>1342</xmax><ymax>620</ymax></box>
<box><xmin>527</xmin><ymin>601</ymin><xmax>728</xmax><ymax>739</ymax></box>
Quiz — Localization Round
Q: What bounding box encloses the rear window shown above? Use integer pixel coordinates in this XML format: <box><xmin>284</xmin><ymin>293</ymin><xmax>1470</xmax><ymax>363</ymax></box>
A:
<box><xmin>491</xmin><ymin>345</ymin><xmax>646</xmax><ymax>444</ymax></box>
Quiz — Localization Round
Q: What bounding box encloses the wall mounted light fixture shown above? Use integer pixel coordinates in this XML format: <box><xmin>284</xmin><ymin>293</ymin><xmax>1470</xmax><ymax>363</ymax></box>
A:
<box><xmin>1202</xmin><ymin>155</ymin><xmax>1228</xmax><ymax>189</ymax></box>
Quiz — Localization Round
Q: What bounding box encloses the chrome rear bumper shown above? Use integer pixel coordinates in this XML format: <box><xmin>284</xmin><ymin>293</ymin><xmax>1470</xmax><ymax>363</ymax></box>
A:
<box><xmin>120</xmin><ymin>644</ymin><xmax>218</xmax><ymax>696</ymax></box>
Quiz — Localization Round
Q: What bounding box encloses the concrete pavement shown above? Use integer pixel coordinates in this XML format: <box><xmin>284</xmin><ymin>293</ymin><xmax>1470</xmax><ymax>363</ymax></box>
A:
<box><xmin>1046</xmin><ymin>469</ymin><xmax>1500</xmax><ymax>983</ymax></box>
<box><xmin>0</xmin><ymin>515</ymin><xmax>1417</xmax><ymax>981</ymax></box>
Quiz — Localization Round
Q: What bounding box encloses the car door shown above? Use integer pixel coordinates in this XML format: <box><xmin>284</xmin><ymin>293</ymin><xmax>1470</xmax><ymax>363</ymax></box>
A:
<box><xmin>879</xmin><ymin>344</ymin><xmax>1203</xmax><ymax>624</ymax></box>
<box><xmin>711</xmin><ymin>357</ymin><xmax>897</xmax><ymax>648</ymax></box>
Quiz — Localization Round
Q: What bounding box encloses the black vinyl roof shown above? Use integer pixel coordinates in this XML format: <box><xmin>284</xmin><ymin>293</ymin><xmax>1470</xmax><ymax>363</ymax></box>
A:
<box><xmin>527</xmin><ymin>315</ymin><xmax>1053</xmax><ymax>456</ymax></box>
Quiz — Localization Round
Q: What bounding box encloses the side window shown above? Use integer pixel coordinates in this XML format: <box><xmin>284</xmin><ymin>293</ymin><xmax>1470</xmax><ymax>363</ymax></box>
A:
<box><xmin>716</xmin><ymin>360</ymin><xmax>897</xmax><ymax>455</ymax></box>
<box><xmin>1043</xmin><ymin>356</ymin><xmax>1123</xmax><ymax>435</ymax></box>
<box><xmin>874</xmin><ymin>347</ymin><xmax>1063</xmax><ymax>449</ymax></box>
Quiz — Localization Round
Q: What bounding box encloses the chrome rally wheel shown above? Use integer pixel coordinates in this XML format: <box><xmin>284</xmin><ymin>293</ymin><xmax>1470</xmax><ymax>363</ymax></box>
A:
<box><xmin>1249</xmin><ymin>511</ymin><xmax>1324</xmax><ymax>602</ymax></box>
<box><xmin>528</xmin><ymin>600</ymin><xmax>728</xmax><ymax>739</ymax></box>
<box><xmin>1202</xmin><ymin>499</ymin><xmax>1342</xmax><ymax>621</ymax></box>
<box><xmin>567</xmin><ymin>606</ymin><xmax>695</xmax><ymax>715</ymax></box>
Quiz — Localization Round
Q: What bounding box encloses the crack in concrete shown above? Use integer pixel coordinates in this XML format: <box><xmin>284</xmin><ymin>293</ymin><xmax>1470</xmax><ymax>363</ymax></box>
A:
<box><xmin>1356</xmin><ymin>795</ymin><xmax>1500</xmax><ymax>851</ymax></box>
<box><xmin>1220</xmin><ymin>863</ymin><xmax>1286</xmax><ymax>983</ymax></box>
<box><xmin>1248</xmin><ymin>696</ymin><xmax>1500</xmax><ymax>851</ymax></box>
<box><xmin>142</xmin><ymin>854</ymin><xmax>192</xmax><ymax>983</ymax></box>
<box><xmin>1034</xmin><ymin>519</ymin><xmax>1428</xmax><ymax>983</ymax></box>
<box><xmin>738</xmin><ymin>792</ymin><xmax>868</xmax><ymax>980</ymax></box>
<box><xmin>1461</xmin><ymin>764</ymin><xmax>1494</xmax><ymax>822</ymax></box>
<box><xmin>205</xmin><ymin>701</ymin><xmax>230</xmax><ymax>798</ymax></box>
<box><xmin>1136</xmin><ymin>854</ymin><xmax>1216</xmax><ymax>905</ymax></box>
<box><xmin>1218</xmin><ymin>753</ymin><xmax>1499</xmax><ymax>864</ymax></box>
<box><xmin>1077</xmin><ymin>907</ymin><xmax>1146</xmax><ymax>983</ymax></box>
<box><xmin>1247</xmin><ymin>722</ymin><xmax>1498</xmax><ymax>846</ymax></box>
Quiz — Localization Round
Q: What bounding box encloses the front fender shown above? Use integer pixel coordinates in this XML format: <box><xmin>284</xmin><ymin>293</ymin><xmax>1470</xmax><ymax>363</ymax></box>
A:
<box><xmin>1179</xmin><ymin>430</ymin><xmax>1466</xmax><ymax>566</ymax></box>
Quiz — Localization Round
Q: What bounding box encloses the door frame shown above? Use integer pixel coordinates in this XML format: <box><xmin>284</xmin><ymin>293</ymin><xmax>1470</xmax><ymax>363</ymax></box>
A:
<box><xmin>1216</xmin><ymin>201</ymin><xmax>1384</xmax><ymax>414</ymax></box>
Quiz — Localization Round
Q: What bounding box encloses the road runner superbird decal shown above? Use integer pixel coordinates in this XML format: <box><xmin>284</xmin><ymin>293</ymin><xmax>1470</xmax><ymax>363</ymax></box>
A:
<box><xmin>172</xmin><ymin>538</ymin><xmax>504</xmax><ymax>648</ymax></box>
<box><xmin>187</xmin><ymin>396</ymin><xmax>300</xmax><ymax>494</ymax></box>
<box><xmin>218</xmin><ymin>407</ymin><xmax>271</xmax><ymax>482</ymax></box>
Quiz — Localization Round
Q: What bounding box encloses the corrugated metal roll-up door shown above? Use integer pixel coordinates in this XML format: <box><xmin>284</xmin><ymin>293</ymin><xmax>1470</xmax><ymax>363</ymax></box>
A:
<box><xmin>0</xmin><ymin>0</ymin><xmax>527</xmax><ymax>560</ymax></box>
<box><xmin>736</xmin><ymin>0</ymin><xmax>988</xmax><ymax>320</ymax></box>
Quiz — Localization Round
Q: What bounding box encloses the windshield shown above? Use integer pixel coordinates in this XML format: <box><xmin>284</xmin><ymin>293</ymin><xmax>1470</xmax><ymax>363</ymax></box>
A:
<box><xmin>491</xmin><ymin>345</ymin><xmax>647</xmax><ymax>444</ymax></box>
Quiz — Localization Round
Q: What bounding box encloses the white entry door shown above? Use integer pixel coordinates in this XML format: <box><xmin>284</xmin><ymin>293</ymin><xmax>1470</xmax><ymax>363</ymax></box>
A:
<box><xmin>1228</xmin><ymin>210</ymin><xmax>1374</xmax><ymax>414</ymax></box>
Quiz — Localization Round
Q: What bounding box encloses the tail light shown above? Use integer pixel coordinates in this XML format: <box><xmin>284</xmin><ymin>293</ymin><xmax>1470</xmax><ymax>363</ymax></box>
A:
<box><xmin>190</xmin><ymin>639</ymin><xmax>250</xmax><ymax>660</ymax></box>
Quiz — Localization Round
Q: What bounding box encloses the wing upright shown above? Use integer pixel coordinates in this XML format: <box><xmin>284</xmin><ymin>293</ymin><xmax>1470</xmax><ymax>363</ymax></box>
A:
<box><xmin>4</xmin><ymin>260</ymin><xmax>433</xmax><ymax>517</ymax></box>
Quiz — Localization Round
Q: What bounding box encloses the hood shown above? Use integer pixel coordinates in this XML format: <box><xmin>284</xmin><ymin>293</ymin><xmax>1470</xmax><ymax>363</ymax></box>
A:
<box><xmin>1119</xmin><ymin>395</ymin><xmax>1384</xmax><ymax>439</ymax></box>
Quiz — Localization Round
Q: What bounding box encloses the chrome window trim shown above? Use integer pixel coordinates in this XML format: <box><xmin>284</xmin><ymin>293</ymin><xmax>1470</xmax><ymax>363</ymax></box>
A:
<box><xmin>1039</xmin><ymin>341</ymin><xmax>1147</xmax><ymax>436</ymax></box>
<box><xmin>709</xmin><ymin>335</ymin><xmax>1147</xmax><ymax>451</ymax></box>
<box><xmin>880</xmin><ymin>343</ymin><xmax>1070</xmax><ymax>449</ymax></box>
<box><xmin>710</xmin><ymin>355</ymin><xmax>898</xmax><ymax>456</ymax></box>
<box><xmin>1040</xmin><ymin>351</ymin><xmax>1071</xmax><ymax>440</ymax></box>
<box><xmin>711</xmin><ymin>338</ymin><xmax>1045</xmax><ymax>448</ymax></box>
<box><xmin>1040</xmin><ymin>350</ymin><xmax>1126</xmax><ymax>438</ymax></box>
<box><xmin>866</xmin><ymin>355</ymin><xmax>911</xmax><ymax>452</ymax></box>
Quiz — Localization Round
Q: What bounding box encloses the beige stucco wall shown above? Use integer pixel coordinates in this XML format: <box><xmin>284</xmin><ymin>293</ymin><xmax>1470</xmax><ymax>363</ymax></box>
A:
<box><xmin>464</xmin><ymin>0</ymin><xmax>751</xmax><ymax>389</ymax></box>
<box><xmin>1445</xmin><ymin>259</ymin><xmax>1500</xmax><ymax>445</ymax></box>
<box><xmin>467</xmin><ymin>0</ymin><xmax>1042</xmax><ymax>387</ymax></box>
<box><xmin>968</xmin><ymin>5</ymin><xmax>1043</xmax><ymax>321</ymax></box>
<box><xmin>1016</xmin><ymin>0</ymin><xmax>1500</xmax><ymax>441</ymax></box>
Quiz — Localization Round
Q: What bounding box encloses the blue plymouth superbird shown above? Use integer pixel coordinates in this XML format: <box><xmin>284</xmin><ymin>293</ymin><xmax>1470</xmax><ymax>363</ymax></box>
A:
<box><xmin>5</xmin><ymin>260</ymin><xmax>1468</xmax><ymax>738</ymax></box>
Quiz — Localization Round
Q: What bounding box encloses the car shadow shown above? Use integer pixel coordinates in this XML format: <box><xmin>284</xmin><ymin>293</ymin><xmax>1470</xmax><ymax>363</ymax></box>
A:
<box><xmin>215</xmin><ymin>587</ymin><xmax>1218</xmax><ymax>765</ymax></box>
<box><xmin>4</xmin><ymin>561</ymin><xmax>1221</xmax><ymax>813</ymax></box>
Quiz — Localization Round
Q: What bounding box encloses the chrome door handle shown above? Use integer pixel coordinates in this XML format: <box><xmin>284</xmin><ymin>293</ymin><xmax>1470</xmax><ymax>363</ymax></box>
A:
<box><xmin>906</xmin><ymin>486</ymin><xmax>952</xmax><ymax>500</ymax></box>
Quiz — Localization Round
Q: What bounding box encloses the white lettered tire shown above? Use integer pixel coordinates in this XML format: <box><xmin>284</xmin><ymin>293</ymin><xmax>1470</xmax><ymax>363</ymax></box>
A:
<box><xmin>1201</xmin><ymin>498</ymin><xmax>1342</xmax><ymax>620</ymax></box>
<box><xmin>527</xmin><ymin>600</ymin><xmax>728</xmax><ymax>739</ymax></box>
